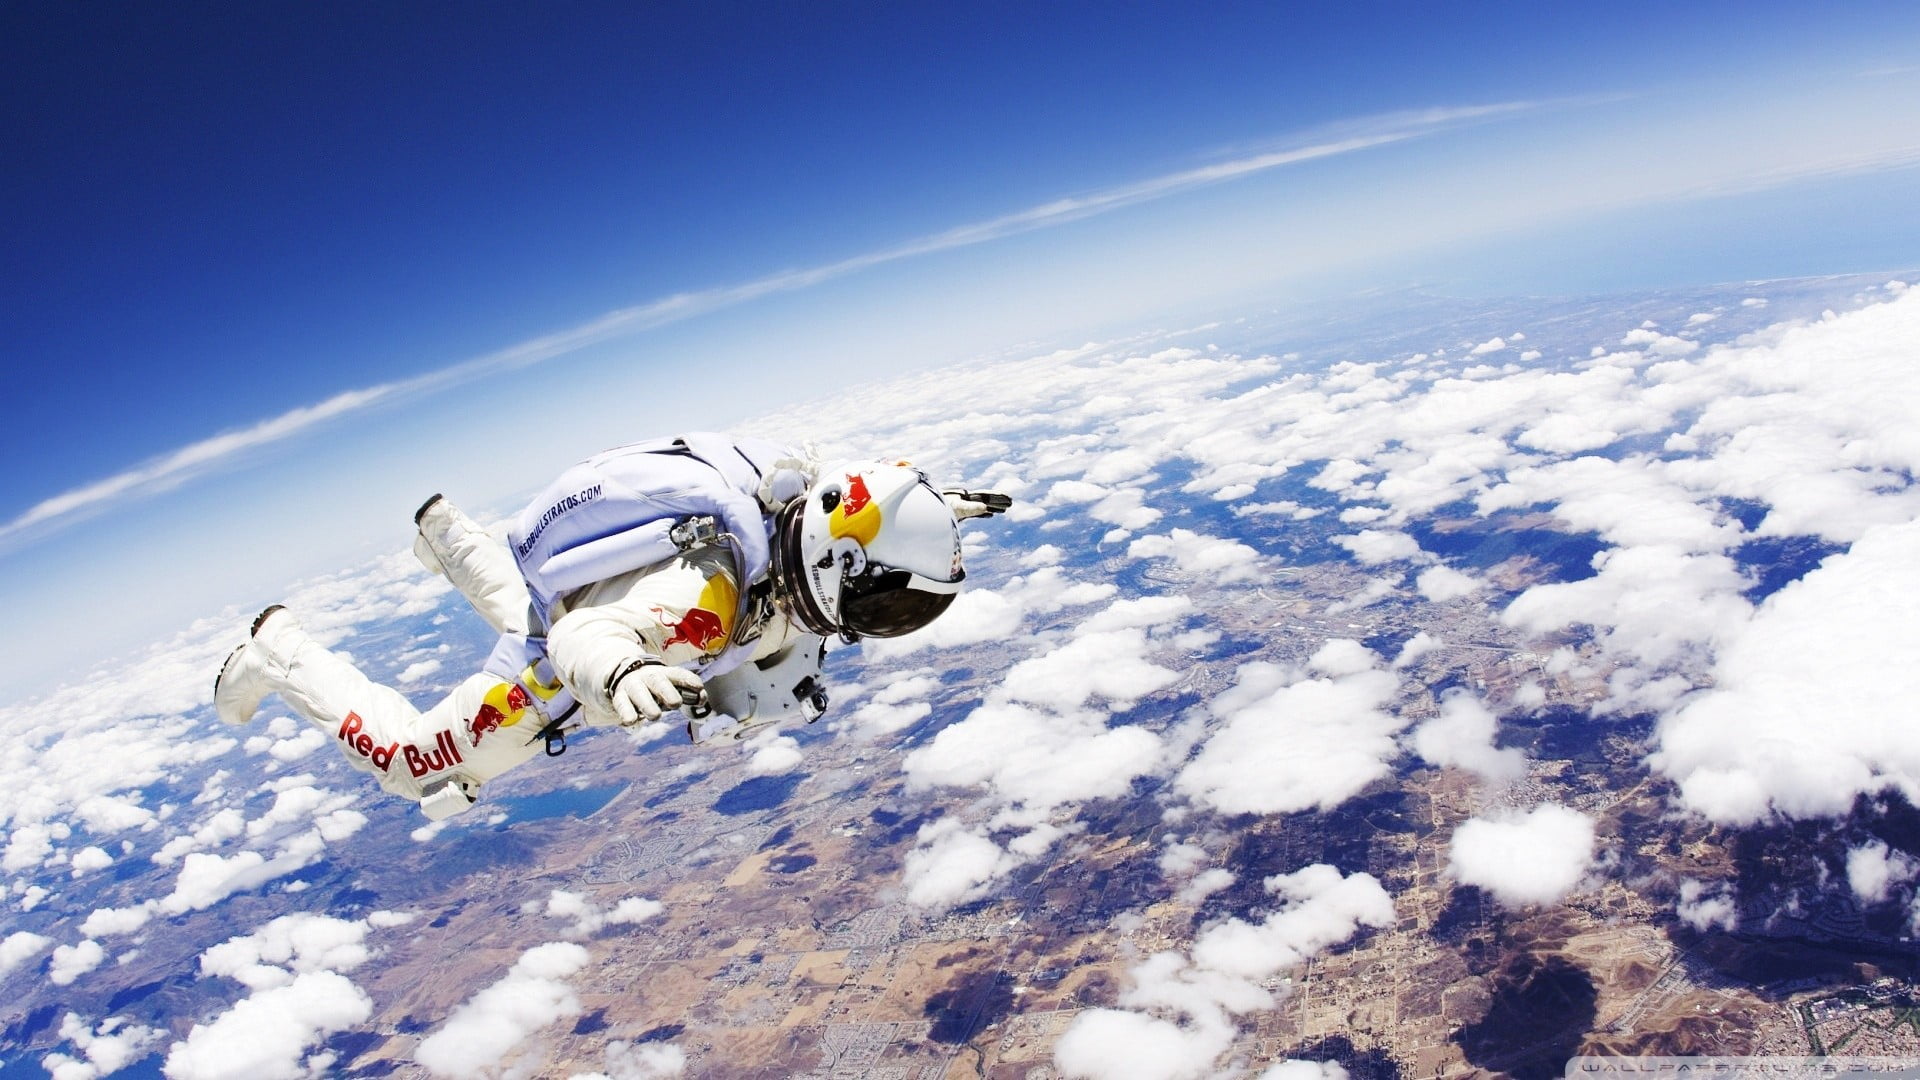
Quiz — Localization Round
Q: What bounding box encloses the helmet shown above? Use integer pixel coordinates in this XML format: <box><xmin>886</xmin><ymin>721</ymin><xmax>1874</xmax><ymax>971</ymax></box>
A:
<box><xmin>770</xmin><ymin>462</ymin><xmax>964</xmax><ymax>640</ymax></box>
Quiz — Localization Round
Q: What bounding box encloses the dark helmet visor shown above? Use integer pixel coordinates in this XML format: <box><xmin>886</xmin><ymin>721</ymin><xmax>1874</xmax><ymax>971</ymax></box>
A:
<box><xmin>840</xmin><ymin>570</ymin><xmax>956</xmax><ymax>638</ymax></box>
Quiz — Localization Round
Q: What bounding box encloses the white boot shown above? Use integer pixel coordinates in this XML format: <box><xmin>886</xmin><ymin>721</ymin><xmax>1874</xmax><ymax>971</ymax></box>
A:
<box><xmin>413</xmin><ymin>494</ymin><xmax>531</xmax><ymax>635</ymax></box>
<box><xmin>212</xmin><ymin>605</ymin><xmax>287</xmax><ymax>726</ymax></box>
<box><xmin>412</xmin><ymin>494</ymin><xmax>448</xmax><ymax>576</ymax></box>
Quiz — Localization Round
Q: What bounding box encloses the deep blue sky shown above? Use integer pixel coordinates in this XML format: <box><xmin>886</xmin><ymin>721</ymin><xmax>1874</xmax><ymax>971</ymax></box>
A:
<box><xmin>5</xmin><ymin>2</ymin><xmax>1919</xmax><ymax>681</ymax></box>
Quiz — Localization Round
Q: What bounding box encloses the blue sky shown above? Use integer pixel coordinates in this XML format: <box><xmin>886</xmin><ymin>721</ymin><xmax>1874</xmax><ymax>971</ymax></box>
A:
<box><xmin>5</xmin><ymin>2</ymin><xmax>1920</xmax><ymax>683</ymax></box>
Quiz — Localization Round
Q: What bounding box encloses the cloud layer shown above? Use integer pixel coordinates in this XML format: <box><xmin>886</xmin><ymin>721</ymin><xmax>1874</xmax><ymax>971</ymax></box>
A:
<box><xmin>5</xmin><ymin>278</ymin><xmax>1919</xmax><ymax>1073</ymax></box>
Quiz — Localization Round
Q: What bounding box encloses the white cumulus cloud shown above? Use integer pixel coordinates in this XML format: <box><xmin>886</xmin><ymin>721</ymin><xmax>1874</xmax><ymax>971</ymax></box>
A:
<box><xmin>1846</xmin><ymin>841</ymin><xmax>1919</xmax><ymax>905</ymax></box>
<box><xmin>1</xmin><ymin>930</ymin><xmax>54</xmax><ymax>976</ymax></box>
<box><xmin>1448</xmin><ymin>804</ymin><xmax>1596</xmax><ymax>907</ymax></box>
<box><xmin>744</xmin><ymin>733</ymin><xmax>804</xmax><ymax>776</ymax></box>
<box><xmin>539</xmin><ymin>890</ymin><xmax>663</xmax><ymax>938</ymax></box>
<box><xmin>1653</xmin><ymin>516</ymin><xmax>1920</xmax><ymax>824</ymax></box>
<box><xmin>42</xmin><ymin>1012</ymin><xmax>166</xmax><ymax>1080</ymax></box>
<box><xmin>415</xmin><ymin>942</ymin><xmax>591</xmax><ymax>1078</ymax></box>
<box><xmin>568</xmin><ymin>1040</ymin><xmax>688</xmax><ymax>1080</ymax></box>
<box><xmin>1176</xmin><ymin>649</ymin><xmax>1404</xmax><ymax>816</ymax></box>
<box><xmin>1002</xmin><ymin>629</ymin><xmax>1182</xmax><ymax>711</ymax></box>
<box><xmin>1127</xmin><ymin>528</ymin><xmax>1263</xmax><ymax>583</ymax></box>
<box><xmin>163</xmin><ymin>970</ymin><xmax>372</xmax><ymax>1080</ymax></box>
<box><xmin>1054</xmin><ymin>864</ymin><xmax>1393</xmax><ymax>1080</ymax></box>
<box><xmin>1333</xmin><ymin>529</ymin><xmax>1424</xmax><ymax>566</ymax></box>
<box><xmin>198</xmin><ymin>913</ymin><xmax>372</xmax><ymax>990</ymax></box>
<box><xmin>1261</xmin><ymin>1062</ymin><xmax>1351</xmax><ymax>1080</ymax></box>
<box><xmin>80</xmin><ymin>903</ymin><xmax>156</xmax><ymax>938</ymax></box>
<box><xmin>1676</xmin><ymin>878</ymin><xmax>1738</xmax><ymax>932</ymax></box>
<box><xmin>1410</xmin><ymin>690</ymin><xmax>1526</xmax><ymax>785</ymax></box>
<box><xmin>49</xmin><ymin>940</ymin><xmax>106</xmax><ymax>987</ymax></box>
<box><xmin>1414</xmin><ymin>565</ymin><xmax>1480</xmax><ymax>602</ymax></box>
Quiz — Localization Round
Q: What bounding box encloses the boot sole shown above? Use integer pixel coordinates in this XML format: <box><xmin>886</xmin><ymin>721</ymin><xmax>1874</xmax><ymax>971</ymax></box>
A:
<box><xmin>213</xmin><ymin>644</ymin><xmax>245</xmax><ymax>697</ymax></box>
<box><xmin>251</xmin><ymin>604</ymin><xmax>286</xmax><ymax>637</ymax></box>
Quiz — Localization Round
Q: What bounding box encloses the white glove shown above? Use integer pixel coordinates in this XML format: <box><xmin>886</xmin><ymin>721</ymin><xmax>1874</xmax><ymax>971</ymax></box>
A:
<box><xmin>756</xmin><ymin>451</ymin><xmax>820</xmax><ymax>510</ymax></box>
<box><xmin>943</xmin><ymin>489</ymin><xmax>1013</xmax><ymax>520</ymax></box>
<box><xmin>603</xmin><ymin>658</ymin><xmax>706</xmax><ymax>727</ymax></box>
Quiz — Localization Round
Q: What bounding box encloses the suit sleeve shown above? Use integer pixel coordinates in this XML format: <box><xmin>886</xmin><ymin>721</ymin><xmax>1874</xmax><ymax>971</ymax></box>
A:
<box><xmin>544</xmin><ymin>548</ymin><xmax>743</xmax><ymax>726</ymax></box>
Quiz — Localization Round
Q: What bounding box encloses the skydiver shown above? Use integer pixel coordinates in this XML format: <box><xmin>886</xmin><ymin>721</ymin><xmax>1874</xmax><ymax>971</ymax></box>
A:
<box><xmin>212</xmin><ymin>432</ymin><xmax>1011</xmax><ymax>819</ymax></box>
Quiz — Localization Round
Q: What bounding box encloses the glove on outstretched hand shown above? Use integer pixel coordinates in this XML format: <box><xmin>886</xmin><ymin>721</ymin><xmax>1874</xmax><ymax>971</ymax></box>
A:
<box><xmin>604</xmin><ymin>658</ymin><xmax>706</xmax><ymax>726</ymax></box>
<box><xmin>943</xmin><ymin>490</ymin><xmax>1014</xmax><ymax>520</ymax></box>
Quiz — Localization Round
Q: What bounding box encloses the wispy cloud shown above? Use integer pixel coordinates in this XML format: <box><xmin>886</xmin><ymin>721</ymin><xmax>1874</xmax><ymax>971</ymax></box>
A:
<box><xmin>2</xmin><ymin>386</ymin><xmax>397</xmax><ymax>541</ymax></box>
<box><xmin>1668</xmin><ymin>143</ymin><xmax>1920</xmax><ymax>202</ymax></box>
<box><xmin>2</xmin><ymin>101</ymin><xmax>1545</xmax><ymax>552</ymax></box>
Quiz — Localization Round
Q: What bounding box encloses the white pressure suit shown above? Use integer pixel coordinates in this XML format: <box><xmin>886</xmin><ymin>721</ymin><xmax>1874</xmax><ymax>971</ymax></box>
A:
<box><xmin>220</xmin><ymin>434</ymin><xmax>826</xmax><ymax>818</ymax></box>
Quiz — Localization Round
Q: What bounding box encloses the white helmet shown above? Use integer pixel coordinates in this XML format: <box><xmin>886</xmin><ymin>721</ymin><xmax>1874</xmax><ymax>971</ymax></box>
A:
<box><xmin>770</xmin><ymin>462</ymin><xmax>964</xmax><ymax>640</ymax></box>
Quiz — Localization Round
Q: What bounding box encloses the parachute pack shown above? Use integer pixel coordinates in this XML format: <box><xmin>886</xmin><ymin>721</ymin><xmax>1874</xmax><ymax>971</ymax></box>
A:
<box><xmin>507</xmin><ymin>431</ymin><xmax>798</xmax><ymax>679</ymax></box>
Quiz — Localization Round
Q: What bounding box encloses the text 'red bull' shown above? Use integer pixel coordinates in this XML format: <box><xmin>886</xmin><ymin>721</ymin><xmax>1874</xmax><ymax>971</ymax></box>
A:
<box><xmin>338</xmin><ymin>711</ymin><xmax>465</xmax><ymax>780</ymax></box>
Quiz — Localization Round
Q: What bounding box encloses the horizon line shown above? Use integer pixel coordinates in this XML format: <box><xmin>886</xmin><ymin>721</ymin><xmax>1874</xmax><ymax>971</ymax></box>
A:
<box><xmin>0</xmin><ymin>98</ymin><xmax>1561</xmax><ymax>554</ymax></box>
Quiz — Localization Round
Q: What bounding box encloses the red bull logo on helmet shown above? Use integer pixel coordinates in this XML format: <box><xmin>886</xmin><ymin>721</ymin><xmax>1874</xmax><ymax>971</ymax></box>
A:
<box><xmin>842</xmin><ymin>473</ymin><xmax>872</xmax><ymax>515</ymax></box>
<box><xmin>469</xmin><ymin>682</ymin><xmax>532</xmax><ymax>744</ymax></box>
<box><xmin>830</xmin><ymin>472</ymin><xmax>883</xmax><ymax>546</ymax></box>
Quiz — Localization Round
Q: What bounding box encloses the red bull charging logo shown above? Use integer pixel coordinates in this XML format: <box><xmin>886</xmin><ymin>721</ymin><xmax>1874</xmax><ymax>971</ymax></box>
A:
<box><xmin>666</xmin><ymin>607</ymin><xmax>728</xmax><ymax>652</ymax></box>
<box><xmin>663</xmin><ymin>576</ymin><xmax>736</xmax><ymax>655</ymax></box>
<box><xmin>469</xmin><ymin>682</ymin><xmax>532</xmax><ymax>743</ymax></box>
<box><xmin>842</xmin><ymin>473</ymin><xmax>872</xmax><ymax>515</ymax></box>
<box><xmin>830</xmin><ymin>472</ymin><xmax>883</xmax><ymax>546</ymax></box>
